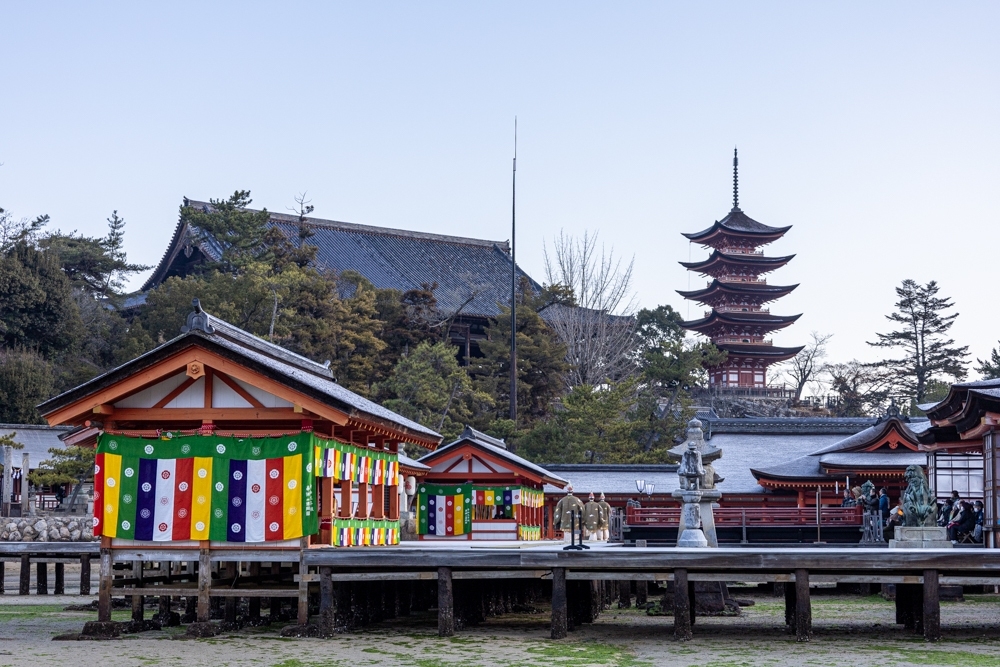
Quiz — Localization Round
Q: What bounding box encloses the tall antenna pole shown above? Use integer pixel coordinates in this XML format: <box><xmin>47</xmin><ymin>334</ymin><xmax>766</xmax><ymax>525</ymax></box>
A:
<box><xmin>732</xmin><ymin>146</ymin><xmax>740</xmax><ymax>211</ymax></box>
<box><xmin>509</xmin><ymin>118</ymin><xmax>518</xmax><ymax>425</ymax></box>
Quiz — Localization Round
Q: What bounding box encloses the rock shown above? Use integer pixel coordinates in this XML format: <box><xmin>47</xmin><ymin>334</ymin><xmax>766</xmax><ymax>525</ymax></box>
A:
<box><xmin>81</xmin><ymin>621</ymin><xmax>121</xmax><ymax>638</ymax></box>
<box><xmin>59</xmin><ymin>527</ymin><xmax>71</xmax><ymax>539</ymax></box>
<box><xmin>70</xmin><ymin>529</ymin><xmax>81</xmax><ymax>541</ymax></box>
<box><xmin>33</xmin><ymin>519</ymin><xmax>47</xmax><ymax>534</ymax></box>
<box><xmin>7</xmin><ymin>530</ymin><xmax>20</xmax><ymax>541</ymax></box>
<box><xmin>67</xmin><ymin>520</ymin><xmax>79</xmax><ymax>531</ymax></box>
<box><xmin>185</xmin><ymin>622</ymin><xmax>222</xmax><ymax>638</ymax></box>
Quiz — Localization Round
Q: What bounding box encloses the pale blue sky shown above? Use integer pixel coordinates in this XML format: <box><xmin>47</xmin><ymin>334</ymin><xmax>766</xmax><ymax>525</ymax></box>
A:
<box><xmin>2</xmin><ymin>3</ymin><xmax>997</xmax><ymax>377</ymax></box>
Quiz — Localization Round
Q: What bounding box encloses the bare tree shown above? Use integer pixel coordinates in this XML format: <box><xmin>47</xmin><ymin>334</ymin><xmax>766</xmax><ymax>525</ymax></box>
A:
<box><xmin>826</xmin><ymin>360</ymin><xmax>894</xmax><ymax>417</ymax></box>
<box><xmin>543</xmin><ymin>230</ymin><xmax>638</xmax><ymax>386</ymax></box>
<box><xmin>782</xmin><ymin>331</ymin><xmax>833</xmax><ymax>402</ymax></box>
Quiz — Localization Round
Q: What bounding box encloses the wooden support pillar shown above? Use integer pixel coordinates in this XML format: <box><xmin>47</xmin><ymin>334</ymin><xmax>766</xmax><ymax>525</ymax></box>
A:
<box><xmin>248</xmin><ymin>562</ymin><xmax>261</xmax><ymax>619</ymax></box>
<box><xmin>783</xmin><ymin>580</ymin><xmax>796</xmax><ymax>627</ymax></box>
<box><xmin>19</xmin><ymin>555</ymin><xmax>30</xmax><ymax>595</ymax></box>
<box><xmin>389</xmin><ymin>483</ymin><xmax>400</xmax><ymax>520</ymax></box>
<box><xmin>319</xmin><ymin>566</ymin><xmax>335</xmax><ymax>637</ymax></box>
<box><xmin>54</xmin><ymin>562</ymin><xmax>64</xmax><ymax>595</ymax></box>
<box><xmin>320</xmin><ymin>476</ymin><xmax>334</xmax><ymax>545</ymax></box>
<box><xmin>688</xmin><ymin>579</ymin><xmax>696</xmax><ymax>627</ymax></box>
<box><xmin>131</xmin><ymin>561</ymin><xmax>143</xmax><ymax>623</ymax></box>
<box><xmin>36</xmin><ymin>561</ymin><xmax>48</xmax><ymax>595</ymax></box>
<box><xmin>197</xmin><ymin>546</ymin><xmax>211</xmax><ymax>622</ymax></box>
<box><xmin>339</xmin><ymin>480</ymin><xmax>353</xmax><ymax>518</ymax></box>
<box><xmin>924</xmin><ymin>569</ymin><xmax>940</xmax><ymax>642</ymax></box>
<box><xmin>551</xmin><ymin>567</ymin><xmax>568</xmax><ymax>639</ymax></box>
<box><xmin>794</xmin><ymin>569</ymin><xmax>811</xmax><ymax>642</ymax></box>
<box><xmin>617</xmin><ymin>580</ymin><xmax>631</xmax><ymax>608</ymax></box>
<box><xmin>674</xmin><ymin>568</ymin><xmax>692</xmax><ymax>640</ymax></box>
<box><xmin>224</xmin><ymin>563</ymin><xmax>237</xmax><ymax>623</ymax></box>
<box><xmin>0</xmin><ymin>560</ymin><xmax>4</xmax><ymax>594</ymax></box>
<box><xmin>371</xmin><ymin>483</ymin><xmax>385</xmax><ymax>519</ymax></box>
<box><xmin>98</xmin><ymin>546</ymin><xmax>112</xmax><ymax>622</ymax></box>
<box><xmin>80</xmin><ymin>555</ymin><xmax>91</xmax><ymax>595</ymax></box>
<box><xmin>297</xmin><ymin>539</ymin><xmax>309</xmax><ymax>626</ymax></box>
<box><xmin>636</xmin><ymin>580</ymin><xmax>648</xmax><ymax>606</ymax></box>
<box><xmin>357</xmin><ymin>482</ymin><xmax>370</xmax><ymax>518</ymax></box>
<box><xmin>438</xmin><ymin>566</ymin><xmax>454</xmax><ymax>637</ymax></box>
<box><xmin>270</xmin><ymin>562</ymin><xmax>282</xmax><ymax>618</ymax></box>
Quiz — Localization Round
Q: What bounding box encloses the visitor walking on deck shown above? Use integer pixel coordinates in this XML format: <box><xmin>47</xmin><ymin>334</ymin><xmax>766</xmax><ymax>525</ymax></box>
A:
<box><xmin>878</xmin><ymin>488</ymin><xmax>890</xmax><ymax>524</ymax></box>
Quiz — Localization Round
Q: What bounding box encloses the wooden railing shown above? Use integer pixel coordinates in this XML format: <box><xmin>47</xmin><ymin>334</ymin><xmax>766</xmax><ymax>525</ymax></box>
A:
<box><xmin>625</xmin><ymin>505</ymin><xmax>863</xmax><ymax>528</ymax></box>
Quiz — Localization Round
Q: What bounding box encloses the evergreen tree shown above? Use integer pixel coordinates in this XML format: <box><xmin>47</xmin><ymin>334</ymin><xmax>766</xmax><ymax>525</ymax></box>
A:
<box><xmin>473</xmin><ymin>286</ymin><xmax>570</xmax><ymax>431</ymax></box>
<box><xmin>867</xmin><ymin>279</ymin><xmax>969</xmax><ymax>403</ymax></box>
<box><xmin>0</xmin><ymin>242</ymin><xmax>84</xmax><ymax>357</ymax></box>
<box><xmin>378</xmin><ymin>341</ymin><xmax>493</xmax><ymax>441</ymax></box>
<box><xmin>976</xmin><ymin>343</ymin><xmax>1000</xmax><ymax>380</ymax></box>
<box><xmin>0</xmin><ymin>349</ymin><xmax>54</xmax><ymax>423</ymax></box>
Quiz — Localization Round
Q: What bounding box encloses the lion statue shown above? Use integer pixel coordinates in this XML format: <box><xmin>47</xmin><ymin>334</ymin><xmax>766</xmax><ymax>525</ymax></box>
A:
<box><xmin>901</xmin><ymin>465</ymin><xmax>936</xmax><ymax>527</ymax></box>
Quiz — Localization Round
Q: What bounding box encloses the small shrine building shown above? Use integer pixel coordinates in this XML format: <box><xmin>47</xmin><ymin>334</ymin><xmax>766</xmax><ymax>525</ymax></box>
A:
<box><xmin>415</xmin><ymin>427</ymin><xmax>566</xmax><ymax>540</ymax></box>
<box><xmin>37</xmin><ymin>300</ymin><xmax>442</xmax><ymax>549</ymax></box>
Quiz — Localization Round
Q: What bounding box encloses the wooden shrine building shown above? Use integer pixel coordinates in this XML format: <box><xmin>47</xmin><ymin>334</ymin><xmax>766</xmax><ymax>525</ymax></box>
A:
<box><xmin>749</xmin><ymin>413</ymin><xmax>929</xmax><ymax>506</ymax></box>
<box><xmin>415</xmin><ymin>427</ymin><xmax>567</xmax><ymax>541</ymax></box>
<box><xmin>678</xmin><ymin>151</ymin><xmax>803</xmax><ymax>390</ymax></box>
<box><xmin>37</xmin><ymin>299</ymin><xmax>442</xmax><ymax>549</ymax></box>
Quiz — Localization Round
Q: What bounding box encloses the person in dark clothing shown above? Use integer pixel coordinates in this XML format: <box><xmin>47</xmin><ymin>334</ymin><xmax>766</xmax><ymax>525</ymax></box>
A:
<box><xmin>948</xmin><ymin>501</ymin><xmax>977</xmax><ymax>541</ymax></box>
<box><xmin>938</xmin><ymin>498</ymin><xmax>954</xmax><ymax>526</ymax></box>
<box><xmin>878</xmin><ymin>488</ymin><xmax>890</xmax><ymax>524</ymax></box>
<box><xmin>841</xmin><ymin>489</ymin><xmax>855</xmax><ymax>508</ymax></box>
<box><xmin>973</xmin><ymin>501</ymin><xmax>985</xmax><ymax>543</ymax></box>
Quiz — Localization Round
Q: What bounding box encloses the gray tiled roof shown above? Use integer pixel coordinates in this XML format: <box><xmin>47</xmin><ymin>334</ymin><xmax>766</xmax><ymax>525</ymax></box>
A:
<box><xmin>143</xmin><ymin>202</ymin><xmax>541</xmax><ymax>318</ymax></box>
<box><xmin>819</xmin><ymin>452</ymin><xmax>926</xmax><ymax>468</ymax></box>
<box><xmin>0</xmin><ymin>424</ymin><xmax>73</xmax><ymax>469</ymax></box>
<box><xmin>541</xmin><ymin>464</ymin><xmax>678</xmax><ymax>496</ymax></box>
<box><xmin>708</xmin><ymin>433</ymin><xmax>847</xmax><ymax>493</ymax></box>
<box><xmin>37</xmin><ymin>307</ymin><xmax>441</xmax><ymax>444</ymax></box>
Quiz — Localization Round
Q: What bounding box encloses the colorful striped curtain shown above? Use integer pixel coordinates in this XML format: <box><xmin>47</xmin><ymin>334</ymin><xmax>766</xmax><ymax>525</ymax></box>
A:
<box><xmin>333</xmin><ymin>518</ymin><xmax>399</xmax><ymax>547</ymax></box>
<box><xmin>313</xmin><ymin>436</ymin><xmax>399</xmax><ymax>485</ymax></box>
<box><xmin>416</xmin><ymin>484</ymin><xmax>472</xmax><ymax>536</ymax></box>
<box><xmin>94</xmin><ymin>433</ymin><xmax>317</xmax><ymax>543</ymax></box>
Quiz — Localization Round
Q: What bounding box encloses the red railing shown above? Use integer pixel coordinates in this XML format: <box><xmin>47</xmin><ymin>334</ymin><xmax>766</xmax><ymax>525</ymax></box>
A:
<box><xmin>625</xmin><ymin>506</ymin><xmax>863</xmax><ymax>528</ymax></box>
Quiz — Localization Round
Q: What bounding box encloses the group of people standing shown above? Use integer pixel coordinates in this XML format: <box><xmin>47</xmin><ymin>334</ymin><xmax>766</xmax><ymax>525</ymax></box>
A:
<box><xmin>553</xmin><ymin>486</ymin><xmax>613</xmax><ymax>542</ymax></box>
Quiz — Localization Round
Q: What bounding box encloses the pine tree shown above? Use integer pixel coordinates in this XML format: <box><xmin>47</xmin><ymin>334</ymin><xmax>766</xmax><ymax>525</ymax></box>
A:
<box><xmin>867</xmin><ymin>279</ymin><xmax>969</xmax><ymax>403</ymax></box>
<box><xmin>976</xmin><ymin>343</ymin><xmax>1000</xmax><ymax>380</ymax></box>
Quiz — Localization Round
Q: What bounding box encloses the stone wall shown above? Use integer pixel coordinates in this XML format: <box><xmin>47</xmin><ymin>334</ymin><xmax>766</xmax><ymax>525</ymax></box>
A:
<box><xmin>2</xmin><ymin>516</ymin><xmax>96</xmax><ymax>542</ymax></box>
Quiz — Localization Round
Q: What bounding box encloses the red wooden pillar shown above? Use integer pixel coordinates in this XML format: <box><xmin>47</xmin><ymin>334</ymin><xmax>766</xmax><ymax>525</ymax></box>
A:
<box><xmin>320</xmin><ymin>476</ymin><xmax>333</xmax><ymax>545</ymax></box>
<box><xmin>357</xmin><ymin>482</ymin><xmax>370</xmax><ymax>518</ymax></box>
<box><xmin>389</xmin><ymin>484</ymin><xmax>400</xmax><ymax>520</ymax></box>
<box><xmin>371</xmin><ymin>484</ymin><xmax>385</xmax><ymax>519</ymax></box>
<box><xmin>338</xmin><ymin>480</ymin><xmax>352</xmax><ymax>518</ymax></box>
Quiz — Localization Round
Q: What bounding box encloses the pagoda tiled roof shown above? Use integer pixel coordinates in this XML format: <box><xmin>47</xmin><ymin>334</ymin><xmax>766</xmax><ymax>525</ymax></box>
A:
<box><xmin>142</xmin><ymin>199</ymin><xmax>541</xmax><ymax>319</ymax></box>
<box><xmin>676</xmin><ymin>279</ymin><xmax>798</xmax><ymax>304</ymax></box>
<box><xmin>679</xmin><ymin>250</ymin><xmax>795</xmax><ymax>275</ymax></box>
<box><xmin>680</xmin><ymin>310</ymin><xmax>801</xmax><ymax>333</ymax></box>
<box><xmin>683</xmin><ymin>208</ymin><xmax>791</xmax><ymax>244</ymax></box>
<box><xmin>713</xmin><ymin>342</ymin><xmax>805</xmax><ymax>360</ymax></box>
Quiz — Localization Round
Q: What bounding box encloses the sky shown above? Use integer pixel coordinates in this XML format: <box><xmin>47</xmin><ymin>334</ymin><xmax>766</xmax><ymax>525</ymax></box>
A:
<box><xmin>2</xmin><ymin>3</ymin><xmax>998</xmax><ymax>381</ymax></box>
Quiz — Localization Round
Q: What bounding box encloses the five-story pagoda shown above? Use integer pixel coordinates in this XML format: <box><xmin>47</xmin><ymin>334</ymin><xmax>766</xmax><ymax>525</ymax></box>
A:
<box><xmin>678</xmin><ymin>150</ymin><xmax>803</xmax><ymax>390</ymax></box>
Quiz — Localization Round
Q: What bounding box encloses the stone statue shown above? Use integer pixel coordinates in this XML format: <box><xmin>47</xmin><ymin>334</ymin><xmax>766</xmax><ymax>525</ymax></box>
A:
<box><xmin>858</xmin><ymin>480</ymin><xmax>877</xmax><ymax>511</ymax></box>
<box><xmin>553</xmin><ymin>485</ymin><xmax>585</xmax><ymax>543</ymax></box>
<box><xmin>672</xmin><ymin>422</ymin><xmax>710</xmax><ymax>548</ymax></box>
<box><xmin>583</xmin><ymin>492</ymin><xmax>603</xmax><ymax>541</ymax></box>
<box><xmin>901</xmin><ymin>465</ymin><xmax>936</xmax><ymax>527</ymax></box>
<box><xmin>597</xmin><ymin>492</ymin><xmax>612</xmax><ymax>541</ymax></box>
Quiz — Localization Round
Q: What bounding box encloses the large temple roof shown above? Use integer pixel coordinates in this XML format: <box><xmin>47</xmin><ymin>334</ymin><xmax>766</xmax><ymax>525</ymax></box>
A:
<box><xmin>679</xmin><ymin>250</ymin><xmax>795</xmax><ymax>276</ymax></box>
<box><xmin>680</xmin><ymin>310</ymin><xmax>801</xmax><ymax>334</ymax></box>
<box><xmin>676</xmin><ymin>279</ymin><xmax>798</xmax><ymax>305</ymax></box>
<box><xmin>683</xmin><ymin>209</ymin><xmax>792</xmax><ymax>246</ymax></box>
<box><xmin>141</xmin><ymin>199</ymin><xmax>540</xmax><ymax>320</ymax></box>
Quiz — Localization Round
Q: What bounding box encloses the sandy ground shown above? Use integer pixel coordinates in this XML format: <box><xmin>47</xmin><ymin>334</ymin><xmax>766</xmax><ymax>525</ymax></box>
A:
<box><xmin>3</xmin><ymin>589</ymin><xmax>1000</xmax><ymax>666</ymax></box>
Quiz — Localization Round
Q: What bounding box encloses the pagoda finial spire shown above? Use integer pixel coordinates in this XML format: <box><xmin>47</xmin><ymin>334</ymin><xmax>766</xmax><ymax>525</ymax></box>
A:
<box><xmin>732</xmin><ymin>147</ymin><xmax>740</xmax><ymax>211</ymax></box>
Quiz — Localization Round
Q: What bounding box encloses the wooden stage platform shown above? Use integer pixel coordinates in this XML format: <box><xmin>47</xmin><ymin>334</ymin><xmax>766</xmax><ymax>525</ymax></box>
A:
<box><xmin>3</xmin><ymin>541</ymin><xmax>998</xmax><ymax>642</ymax></box>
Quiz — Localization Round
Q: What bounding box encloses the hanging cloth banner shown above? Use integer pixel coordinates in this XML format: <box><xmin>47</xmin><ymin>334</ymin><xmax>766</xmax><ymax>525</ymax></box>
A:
<box><xmin>333</xmin><ymin>518</ymin><xmax>399</xmax><ymax>547</ymax></box>
<box><xmin>94</xmin><ymin>433</ymin><xmax>317</xmax><ymax>543</ymax></box>
<box><xmin>313</xmin><ymin>435</ymin><xmax>399</xmax><ymax>485</ymax></box>
<box><xmin>416</xmin><ymin>483</ymin><xmax>472</xmax><ymax>536</ymax></box>
<box><xmin>519</xmin><ymin>487</ymin><xmax>543</xmax><ymax>508</ymax></box>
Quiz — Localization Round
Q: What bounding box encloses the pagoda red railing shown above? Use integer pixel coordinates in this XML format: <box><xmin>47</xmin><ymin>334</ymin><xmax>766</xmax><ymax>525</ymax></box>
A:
<box><xmin>625</xmin><ymin>505</ymin><xmax>863</xmax><ymax>528</ymax></box>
